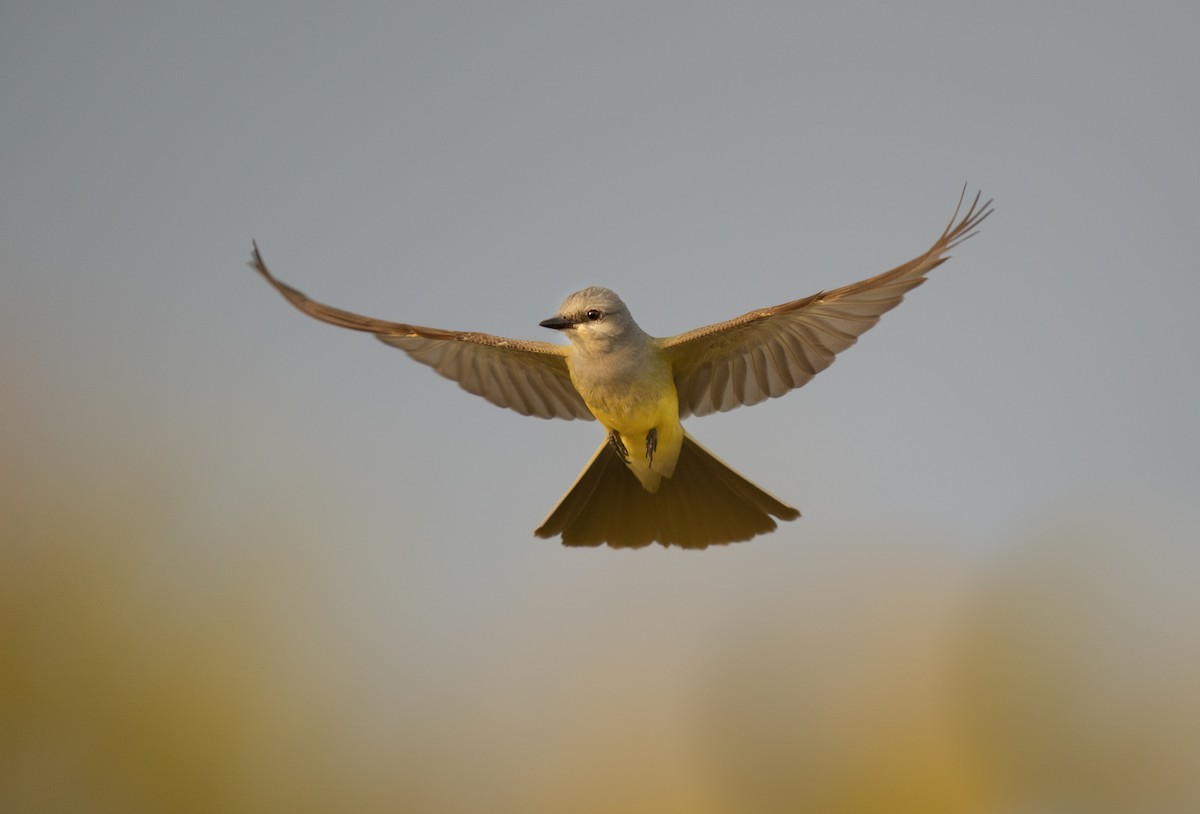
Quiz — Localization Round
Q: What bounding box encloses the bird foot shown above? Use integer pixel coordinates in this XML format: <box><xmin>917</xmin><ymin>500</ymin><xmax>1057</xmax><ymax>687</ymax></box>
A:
<box><xmin>607</xmin><ymin>429</ymin><xmax>630</xmax><ymax>464</ymax></box>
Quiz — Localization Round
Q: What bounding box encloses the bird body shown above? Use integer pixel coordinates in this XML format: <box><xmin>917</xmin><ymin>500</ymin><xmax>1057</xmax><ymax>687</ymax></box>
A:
<box><xmin>248</xmin><ymin>190</ymin><xmax>991</xmax><ymax>549</ymax></box>
<box><xmin>551</xmin><ymin>287</ymin><xmax>682</xmax><ymax>491</ymax></box>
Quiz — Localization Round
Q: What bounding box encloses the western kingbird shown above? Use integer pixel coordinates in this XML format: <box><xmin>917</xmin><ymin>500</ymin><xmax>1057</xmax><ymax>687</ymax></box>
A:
<box><xmin>249</xmin><ymin>190</ymin><xmax>991</xmax><ymax>549</ymax></box>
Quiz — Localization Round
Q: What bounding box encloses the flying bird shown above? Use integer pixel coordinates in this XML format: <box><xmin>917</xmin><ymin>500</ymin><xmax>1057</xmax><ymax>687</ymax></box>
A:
<box><xmin>249</xmin><ymin>190</ymin><xmax>991</xmax><ymax>549</ymax></box>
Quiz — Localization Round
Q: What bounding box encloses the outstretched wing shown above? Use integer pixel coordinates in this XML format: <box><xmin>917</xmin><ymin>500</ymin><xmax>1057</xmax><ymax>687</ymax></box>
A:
<box><xmin>663</xmin><ymin>189</ymin><xmax>992</xmax><ymax>417</ymax></box>
<box><xmin>248</xmin><ymin>244</ymin><xmax>593</xmax><ymax>421</ymax></box>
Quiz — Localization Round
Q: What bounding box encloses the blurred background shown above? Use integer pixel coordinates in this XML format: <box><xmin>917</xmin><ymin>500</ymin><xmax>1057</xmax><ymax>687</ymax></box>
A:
<box><xmin>2</xmin><ymin>2</ymin><xmax>1198</xmax><ymax>812</ymax></box>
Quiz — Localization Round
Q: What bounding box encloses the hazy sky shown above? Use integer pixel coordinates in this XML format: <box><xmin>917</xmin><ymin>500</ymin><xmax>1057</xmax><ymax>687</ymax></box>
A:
<box><xmin>3</xmin><ymin>2</ymin><xmax>1198</xmax><ymax>810</ymax></box>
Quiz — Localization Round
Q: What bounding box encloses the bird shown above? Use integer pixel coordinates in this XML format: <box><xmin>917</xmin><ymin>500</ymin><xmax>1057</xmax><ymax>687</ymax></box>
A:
<box><xmin>248</xmin><ymin>189</ymin><xmax>991</xmax><ymax>549</ymax></box>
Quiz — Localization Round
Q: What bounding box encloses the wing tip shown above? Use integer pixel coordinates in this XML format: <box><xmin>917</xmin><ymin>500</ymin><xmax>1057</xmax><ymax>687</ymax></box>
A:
<box><xmin>942</xmin><ymin>185</ymin><xmax>994</xmax><ymax>251</ymax></box>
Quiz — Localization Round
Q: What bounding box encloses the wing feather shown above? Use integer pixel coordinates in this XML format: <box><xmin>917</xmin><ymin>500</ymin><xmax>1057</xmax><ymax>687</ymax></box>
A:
<box><xmin>247</xmin><ymin>244</ymin><xmax>593</xmax><ymax>421</ymax></box>
<box><xmin>664</xmin><ymin>190</ymin><xmax>992</xmax><ymax>417</ymax></box>
<box><xmin>763</xmin><ymin>337</ymin><xmax>797</xmax><ymax>392</ymax></box>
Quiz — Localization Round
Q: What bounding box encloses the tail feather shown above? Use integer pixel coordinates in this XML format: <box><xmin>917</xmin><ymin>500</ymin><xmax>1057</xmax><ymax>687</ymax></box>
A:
<box><xmin>535</xmin><ymin>433</ymin><xmax>800</xmax><ymax>549</ymax></box>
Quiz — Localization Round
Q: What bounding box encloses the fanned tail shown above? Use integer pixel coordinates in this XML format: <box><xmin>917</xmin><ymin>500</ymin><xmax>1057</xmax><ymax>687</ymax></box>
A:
<box><xmin>535</xmin><ymin>433</ymin><xmax>799</xmax><ymax>549</ymax></box>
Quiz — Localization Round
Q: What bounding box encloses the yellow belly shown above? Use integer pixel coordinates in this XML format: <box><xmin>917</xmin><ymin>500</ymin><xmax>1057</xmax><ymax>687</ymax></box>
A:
<box><xmin>588</xmin><ymin>393</ymin><xmax>683</xmax><ymax>494</ymax></box>
<box><xmin>567</xmin><ymin>345</ymin><xmax>682</xmax><ymax>493</ymax></box>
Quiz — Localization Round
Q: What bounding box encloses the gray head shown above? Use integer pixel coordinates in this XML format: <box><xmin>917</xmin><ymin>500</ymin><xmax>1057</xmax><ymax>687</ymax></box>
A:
<box><xmin>539</xmin><ymin>286</ymin><xmax>644</xmax><ymax>348</ymax></box>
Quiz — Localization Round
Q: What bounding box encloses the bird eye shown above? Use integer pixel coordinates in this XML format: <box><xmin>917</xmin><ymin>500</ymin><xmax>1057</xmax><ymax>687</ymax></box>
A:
<box><xmin>585</xmin><ymin>309</ymin><xmax>602</xmax><ymax>321</ymax></box>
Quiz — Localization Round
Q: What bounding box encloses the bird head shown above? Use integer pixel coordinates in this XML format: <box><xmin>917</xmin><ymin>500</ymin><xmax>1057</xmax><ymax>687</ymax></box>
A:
<box><xmin>539</xmin><ymin>287</ymin><xmax>641</xmax><ymax>349</ymax></box>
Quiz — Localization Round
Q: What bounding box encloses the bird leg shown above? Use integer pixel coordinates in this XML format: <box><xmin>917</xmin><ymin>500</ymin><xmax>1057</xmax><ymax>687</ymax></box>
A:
<box><xmin>646</xmin><ymin>428</ymin><xmax>657</xmax><ymax>465</ymax></box>
<box><xmin>607</xmin><ymin>429</ymin><xmax>630</xmax><ymax>464</ymax></box>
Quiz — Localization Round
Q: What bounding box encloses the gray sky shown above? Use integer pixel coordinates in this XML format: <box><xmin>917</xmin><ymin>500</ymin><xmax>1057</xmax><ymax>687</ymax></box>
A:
<box><xmin>3</xmin><ymin>2</ymin><xmax>1198</xmax><ymax>810</ymax></box>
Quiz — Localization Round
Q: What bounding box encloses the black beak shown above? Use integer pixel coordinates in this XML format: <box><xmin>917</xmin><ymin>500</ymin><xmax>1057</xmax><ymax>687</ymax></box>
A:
<box><xmin>539</xmin><ymin>316</ymin><xmax>574</xmax><ymax>330</ymax></box>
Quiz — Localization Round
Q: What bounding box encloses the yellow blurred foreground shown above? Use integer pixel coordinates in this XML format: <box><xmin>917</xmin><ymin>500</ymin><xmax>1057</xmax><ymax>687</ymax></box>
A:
<box><xmin>2</xmin><ymin>450</ymin><xmax>1197</xmax><ymax>813</ymax></box>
